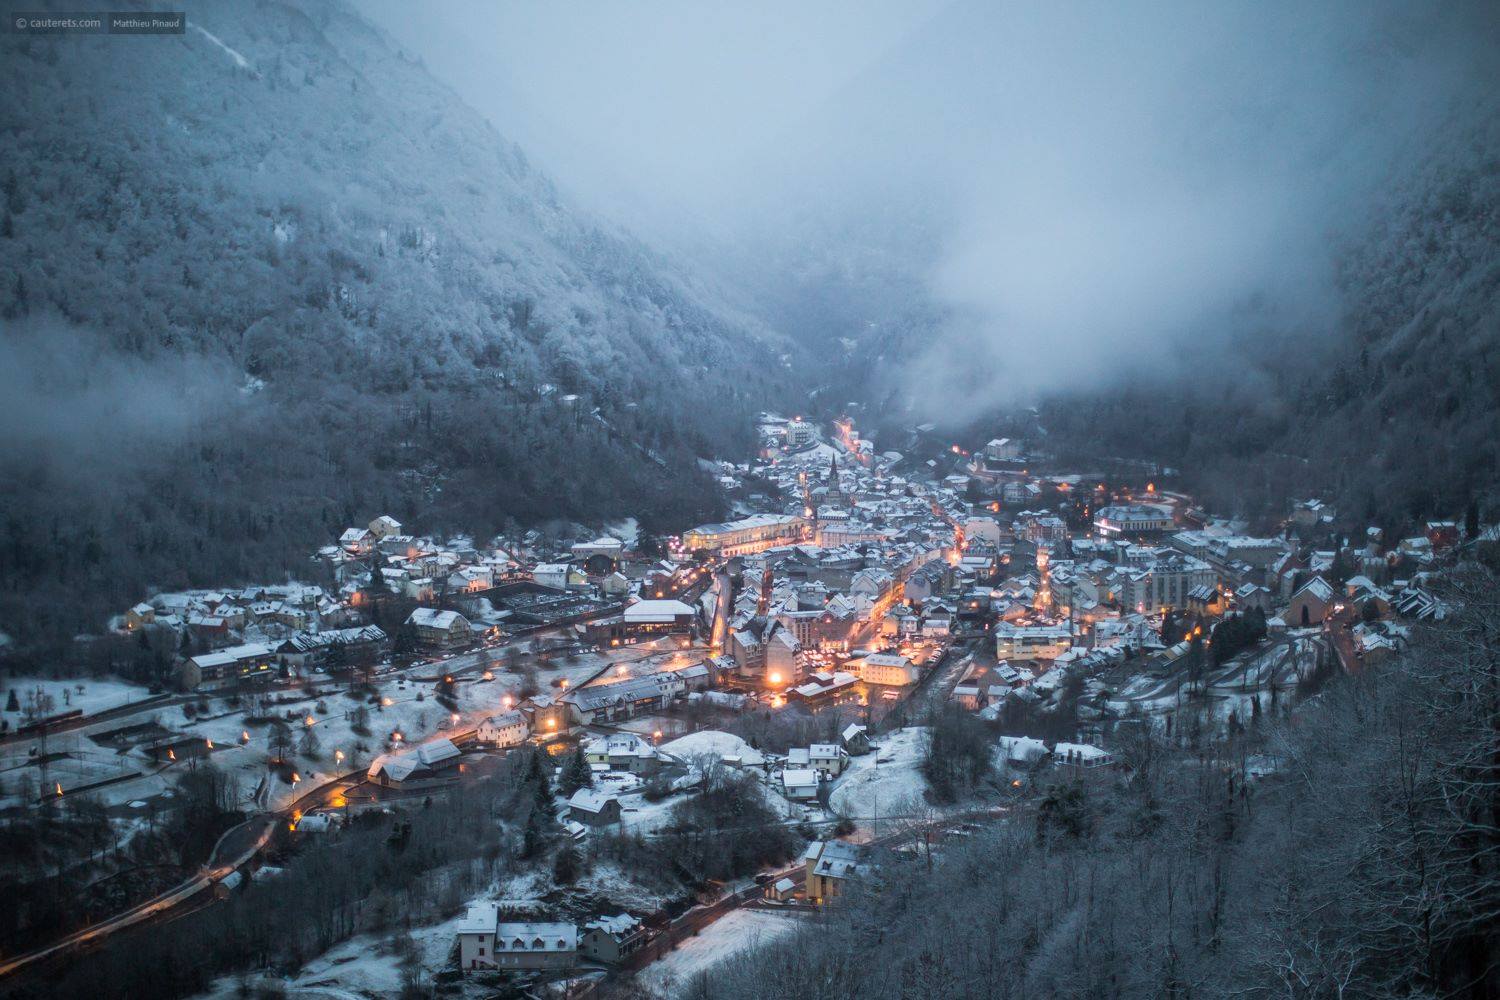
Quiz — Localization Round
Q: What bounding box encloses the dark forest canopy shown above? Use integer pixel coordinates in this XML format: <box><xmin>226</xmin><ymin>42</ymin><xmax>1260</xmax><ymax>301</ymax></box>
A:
<box><xmin>0</xmin><ymin>0</ymin><xmax>800</xmax><ymax>644</ymax></box>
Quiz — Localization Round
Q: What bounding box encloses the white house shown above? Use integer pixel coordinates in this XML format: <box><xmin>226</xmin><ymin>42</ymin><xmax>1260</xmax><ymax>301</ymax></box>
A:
<box><xmin>856</xmin><ymin>652</ymin><xmax>918</xmax><ymax>687</ymax></box>
<box><xmin>458</xmin><ymin>904</ymin><xmax>578</xmax><ymax>972</ymax></box>
<box><xmin>533</xmin><ymin>563</ymin><xmax>586</xmax><ymax>590</ymax></box>
<box><xmin>369</xmin><ymin>515</ymin><xmax>402</xmax><ymax>539</ymax></box>
<box><xmin>477</xmin><ymin>710</ymin><xmax>528</xmax><ymax>748</ymax></box>
<box><xmin>782</xmin><ymin>768</ymin><xmax>819</xmax><ymax>800</ymax></box>
<box><xmin>809</xmin><ymin>743</ymin><xmax>849</xmax><ymax>776</ymax></box>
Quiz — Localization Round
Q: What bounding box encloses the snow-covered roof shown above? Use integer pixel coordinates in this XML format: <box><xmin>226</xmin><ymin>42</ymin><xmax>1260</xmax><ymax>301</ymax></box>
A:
<box><xmin>366</xmin><ymin>738</ymin><xmax>461</xmax><ymax>782</ymax></box>
<box><xmin>624</xmin><ymin>599</ymin><xmax>694</xmax><ymax>623</ymax></box>
<box><xmin>495</xmin><ymin>923</ymin><xmax>578</xmax><ymax>952</ymax></box>
<box><xmin>406</xmin><ymin>607</ymin><xmax>464</xmax><ymax>629</ymax></box>
<box><xmin>782</xmin><ymin>768</ymin><xmax>819</xmax><ymax>789</ymax></box>
<box><xmin>568</xmin><ymin>788</ymin><xmax>619</xmax><ymax>815</ymax></box>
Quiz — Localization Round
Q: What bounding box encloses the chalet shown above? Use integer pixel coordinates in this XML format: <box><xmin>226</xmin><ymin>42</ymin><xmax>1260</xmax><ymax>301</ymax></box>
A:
<box><xmin>340</xmin><ymin>527</ymin><xmax>374</xmax><ymax>554</ymax></box>
<box><xmin>366</xmin><ymin>738</ymin><xmax>463</xmax><ymax>786</ymax></box>
<box><xmin>477</xmin><ymin>710</ymin><xmax>529</xmax><ymax>748</ymax></box>
<box><xmin>840</xmin><ymin>723</ymin><xmax>871</xmax><ymax>755</ymax></box>
<box><xmin>568</xmin><ymin>788</ymin><xmax>623</xmax><ymax>827</ymax></box>
<box><xmin>404</xmin><ymin>608</ymin><xmax>472</xmax><ymax>652</ymax></box>
<box><xmin>809</xmin><ymin>743</ymin><xmax>849</xmax><ymax>776</ymax></box>
<box><xmin>782</xmin><ymin>768</ymin><xmax>819</xmax><ymax>800</ymax></box>
<box><xmin>804</xmin><ymin>840</ymin><xmax>867</xmax><ymax>904</ymax></box>
<box><xmin>583</xmin><ymin>732</ymin><xmax>662</xmax><ymax>774</ymax></box>
<box><xmin>580</xmin><ymin>914</ymin><xmax>646</xmax><ymax>964</ymax></box>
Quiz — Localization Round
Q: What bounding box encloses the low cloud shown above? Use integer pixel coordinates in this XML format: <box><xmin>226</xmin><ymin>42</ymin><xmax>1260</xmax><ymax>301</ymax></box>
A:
<box><xmin>0</xmin><ymin>317</ymin><xmax>242</xmax><ymax>478</ymax></box>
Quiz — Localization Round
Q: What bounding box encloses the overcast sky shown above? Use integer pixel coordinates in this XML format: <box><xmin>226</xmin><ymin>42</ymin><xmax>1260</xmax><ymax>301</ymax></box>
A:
<box><xmin>365</xmin><ymin>0</ymin><xmax>1498</xmax><ymax>418</ymax></box>
<box><xmin>363</xmin><ymin>0</ymin><xmax>946</xmax><ymax>228</ymax></box>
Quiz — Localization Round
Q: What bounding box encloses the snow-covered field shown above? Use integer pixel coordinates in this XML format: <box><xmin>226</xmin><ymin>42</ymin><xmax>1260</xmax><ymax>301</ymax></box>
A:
<box><xmin>637</xmin><ymin>909</ymin><xmax>802</xmax><ymax>997</ymax></box>
<box><xmin>1</xmin><ymin>676</ymin><xmax>158</xmax><ymax>721</ymax></box>
<box><xmin>660</xmin><ymin>730</ymin><xmax>765</xmax><ymax>766</ymax></box>
<box><xmin>197</xmin><ymin>911</ymin><xmax>463</xmax><ymax>1000</ymax></box>
<box><xmin>828</xmin><ymin>727</ymin><xmax>929</xmax><ymax>818</ymax></box>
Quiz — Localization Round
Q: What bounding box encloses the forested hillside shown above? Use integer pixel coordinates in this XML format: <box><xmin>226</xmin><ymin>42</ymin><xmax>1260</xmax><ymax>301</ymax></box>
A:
<box><xmin>1036</xmin><ymin>109</ymin><xmax>1500</xmax><ymax>532</ymax></box>
<box><xmin>0</xmin><ymin>0</ymin><xmax>795</xmax><ymax>644</ymax></box>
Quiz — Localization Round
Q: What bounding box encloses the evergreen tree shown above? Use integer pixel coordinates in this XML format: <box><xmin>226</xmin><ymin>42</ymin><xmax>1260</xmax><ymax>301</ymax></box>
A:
<box><xmin>552</xmin><ymin>843</ymin><xmax>580</xmax><ymax>884</ymax></box>
<box><xmin>1329</xmin><ymin>546</ymin><xmax>1352</xmax><ymax>586</ymax></box>
<box><xmin>560</xmin><ymin>748</ymin><xmax>592</xmax><ymax>795</ymax></box>
<box><xmin>1465</xmin><ymin>498</ymin><xmax>1480</xmax><ymax>539</ymax></box>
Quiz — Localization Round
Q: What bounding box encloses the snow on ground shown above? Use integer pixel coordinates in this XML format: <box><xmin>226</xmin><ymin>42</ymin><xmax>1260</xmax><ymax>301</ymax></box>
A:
<box><xmin>197</xmin><ymin>911</ymin><xmax>464</xmax><ymax>1000</ymax></box>
<box><xmin>638</xmin><ymin>909</ymin><xmax>802</xmax><ymax>997</ymax></box>
<box><xmin>828</xmin><ymin>727</ymin><xmax>930</xmax><ymax>819</ymax></box>
<box><xmin>191</xmin><ymin>24</ymin><xmax>251</xmax><ymax>70</ymax></box>
<box><xmin>660</xmin><ymin>730</ymin><xmax>764</xmax><ymax>766</ymax></box>
<box><xmin>1</xmin><ymin>676</ymin><xmax>156</xmax><ymax>721</ymax></box>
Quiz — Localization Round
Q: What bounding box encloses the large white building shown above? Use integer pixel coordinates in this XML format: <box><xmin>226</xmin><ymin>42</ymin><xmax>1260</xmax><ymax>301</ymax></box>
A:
<box><xmin>682</xmin><ymin>514</ymin><xmax>809</xmax><ymax>556</ymax></box>
<box><xmin>994</xmin><ymin>623</ymin><xmax>1075</xmax><ymax>662</ymax></box>
<box><xmin>1094</xmin><ymin>504</ymin><xmax>1174</xmax><ymax>536</ymax></box>
<box><xmin>1107</xmin><ymin>554</ymin><xmax>1216</xmax><ymax>614</ymax></box>
<box><xmin>457</xmin><ymin>904</ymin><xmax>578</xmax><ymax>972</ymax></box>
<box><xmin>855</xmin><ymin>652</ymin><xmax>919</xmax><ymax>686</ymax></box>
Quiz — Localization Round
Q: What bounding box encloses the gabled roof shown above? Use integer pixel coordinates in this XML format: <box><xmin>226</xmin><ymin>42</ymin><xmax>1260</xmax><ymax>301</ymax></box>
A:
<box><xmin>568</xmin><ymin>788</ymin><xmax>619</xmax><ymax>815</ymax></box>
